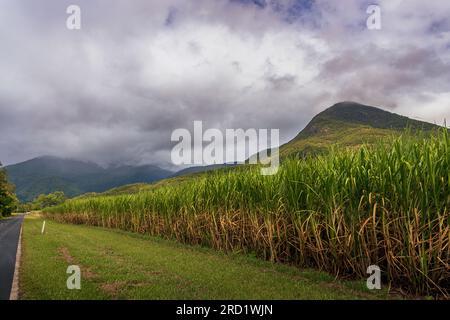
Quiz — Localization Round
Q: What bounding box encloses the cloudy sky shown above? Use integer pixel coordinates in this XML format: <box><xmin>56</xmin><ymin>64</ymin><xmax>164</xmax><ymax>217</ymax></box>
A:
<box><xmin>0</xmin><ymin>0</ymin><xmax>449</xmax><ymax>168</ymax></box>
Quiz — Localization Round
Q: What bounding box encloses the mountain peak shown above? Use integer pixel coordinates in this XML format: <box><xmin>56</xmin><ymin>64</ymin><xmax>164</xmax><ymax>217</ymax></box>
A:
<box><xmin>319</xmin><ymin>101</ymin><xmax>398</xmax><ymax>124</ymax></box>
<box><xmin>328</xmin><ymin>101</ymin><xmax>367</xmax><ymax>109</ymax></box>
<box><xmin>299</xmin><ymin>101</ymin><xmax>435</xmax><ymax>138</ymax></box>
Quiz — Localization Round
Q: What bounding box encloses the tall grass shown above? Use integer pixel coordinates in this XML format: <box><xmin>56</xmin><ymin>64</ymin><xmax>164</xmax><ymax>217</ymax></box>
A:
<box><xmin>44</xmin><ymin>130</ymin><xmax>450</xmax><ymax>297</ymax></box>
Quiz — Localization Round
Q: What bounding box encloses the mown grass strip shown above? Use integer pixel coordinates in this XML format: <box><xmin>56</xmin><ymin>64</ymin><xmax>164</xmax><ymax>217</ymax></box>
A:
<box><xmin>20</xmin><ymin>215</ymin><xmax>389</xmax><ymax>300</ymax></box>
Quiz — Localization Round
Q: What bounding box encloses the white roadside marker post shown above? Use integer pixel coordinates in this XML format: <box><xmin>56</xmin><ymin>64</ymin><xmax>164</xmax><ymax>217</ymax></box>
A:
<box><xmin>41</xmin><ymin>220</ymin><xmax>46</xmax><ymax>234</ymax></box>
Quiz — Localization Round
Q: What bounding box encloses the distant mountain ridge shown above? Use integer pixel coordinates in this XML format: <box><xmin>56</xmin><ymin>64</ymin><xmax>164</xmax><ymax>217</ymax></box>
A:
<box><xmin>5</xmin><ymin>156</ymin><xmax>173</xmax><ymax>202</ymax></box>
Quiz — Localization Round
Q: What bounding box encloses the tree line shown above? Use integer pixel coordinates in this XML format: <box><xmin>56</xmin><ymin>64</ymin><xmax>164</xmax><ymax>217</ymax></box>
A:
<box><xmin>0</xmin><ymin>161</ymin><xmax>18</xmax><ymax>218</ymax></box>
<box><xmin>1</xmin><ymin>160</ymin><xmax>67</xmax><ymax>216</ymax></box>
<box><xmin>17</xmin><ymin>191</ymin><xmax>67</xmax><ymax>212</ymax></box>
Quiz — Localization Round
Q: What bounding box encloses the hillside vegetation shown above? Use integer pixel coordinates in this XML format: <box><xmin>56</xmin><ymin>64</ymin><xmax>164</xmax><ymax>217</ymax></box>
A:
<box><xmin>73</xmin><ymin>172</ymin><xmax>213</xmax><ymax>198</ymax></box>
<box><xmin>278</xmin><ymin>101</ymin><xmax>440</xmax><ymax>159</ymax></box>
<box><xmin>44</xmin><ymin>129</ymin><xmax>450</xmax><ymax>297</ymax></box>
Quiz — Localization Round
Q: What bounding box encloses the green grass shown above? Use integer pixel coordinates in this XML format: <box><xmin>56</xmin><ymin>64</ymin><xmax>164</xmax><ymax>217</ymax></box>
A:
<box><xmin>20</xmin><ymin>215</ymin><xmax>389</xmax><ymax>300</ymax></box>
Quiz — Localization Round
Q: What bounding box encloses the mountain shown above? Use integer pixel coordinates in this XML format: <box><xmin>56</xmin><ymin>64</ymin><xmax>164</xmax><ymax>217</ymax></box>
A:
<box><xmin>5</xmin><ymin>156</ymin><xmax>173</xmax><ymax>202</ymax></box>
<box><xmin>277</xmin><ymin>101</ymin><xmax>440</xmax><ymax>159</ymax></box>
<box><xmin>297</xmin><ymin>101</ymin><xmax>436</xmax><ymax>137</ymax></box>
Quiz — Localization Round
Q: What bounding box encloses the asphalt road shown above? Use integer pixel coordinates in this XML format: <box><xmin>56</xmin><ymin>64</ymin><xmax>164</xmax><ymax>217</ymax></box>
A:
<box><xmin>0</xmin><ymin>214</ymin><xmax>24</xmax><ymax>300</ymax></box>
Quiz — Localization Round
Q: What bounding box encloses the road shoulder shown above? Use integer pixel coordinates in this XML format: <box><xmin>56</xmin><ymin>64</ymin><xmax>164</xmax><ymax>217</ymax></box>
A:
<box><xmin>9</xmin><ymin>224</ymin><xmax>22</xmax><ymax>300</ymax></box>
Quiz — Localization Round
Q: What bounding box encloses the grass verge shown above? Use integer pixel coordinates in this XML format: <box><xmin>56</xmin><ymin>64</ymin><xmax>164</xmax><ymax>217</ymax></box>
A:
<box><xmin>20</xmin><ymin>215</ymin><xmax>390</xmax><ymax>300</ymax></box>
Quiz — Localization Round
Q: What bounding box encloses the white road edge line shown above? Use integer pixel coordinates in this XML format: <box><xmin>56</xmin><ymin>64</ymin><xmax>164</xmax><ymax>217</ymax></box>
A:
<box><xmin>9</xmin><ymin>223</ymin><xmax>22</xmax><ymax>300</ymax></box>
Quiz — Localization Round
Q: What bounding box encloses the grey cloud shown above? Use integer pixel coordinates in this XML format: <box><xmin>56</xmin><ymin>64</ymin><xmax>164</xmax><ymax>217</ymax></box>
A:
<box><xmin>1</xmin><ymin>0</ymin><xmax>450</xmax><ymax>168</ymax></box>
<box><xmin>266</xmin><ymin>74</ymin><xmax>297</xmax><ymax>90</ymax></box>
